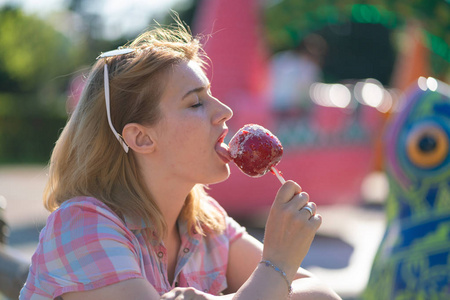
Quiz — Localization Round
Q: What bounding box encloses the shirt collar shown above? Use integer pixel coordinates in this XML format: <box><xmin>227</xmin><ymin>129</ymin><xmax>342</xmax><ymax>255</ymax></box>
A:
<box><xmin>123</xmin><ymin>214</ymin><xmax>202</xmax><ymax>243</ymax></box>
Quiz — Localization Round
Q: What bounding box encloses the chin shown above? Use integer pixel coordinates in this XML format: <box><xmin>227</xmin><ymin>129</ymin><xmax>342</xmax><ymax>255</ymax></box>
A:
<box><xmin>206</xmin><ymin>164</ymin><xmax>231</xmax><ymax>185</ymax></box>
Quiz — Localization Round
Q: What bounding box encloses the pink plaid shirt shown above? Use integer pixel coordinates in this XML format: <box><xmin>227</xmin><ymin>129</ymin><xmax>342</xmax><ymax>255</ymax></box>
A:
<box><xmin>19</xmin><ymin>196</ymin><xmax>246</xmax><ymax>299</ymax></box>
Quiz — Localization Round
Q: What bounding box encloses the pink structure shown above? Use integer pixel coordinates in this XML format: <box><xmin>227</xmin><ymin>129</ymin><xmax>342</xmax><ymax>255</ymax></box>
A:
<box><xmin>193</xmin><ymin>0</ymin><xmax>383</xmax><ymax>218</ymax></box>
<box><xmin>193</xmin><ymin>0</ymin><xmax>271</xmax><ymax>130</ymax></box>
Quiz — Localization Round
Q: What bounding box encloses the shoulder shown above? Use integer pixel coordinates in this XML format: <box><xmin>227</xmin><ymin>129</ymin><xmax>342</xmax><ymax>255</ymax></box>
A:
<box><xmin>25</xmin><ymin>197</ymin><xmax>144</xmax><ymax>298</ymax></box>
<box><xmin>203</xmin><ymin>196</ymin><xmax>247</xmax><ymax>243</ymax></box>
<box><xmin>53</xmin><ymin>197</ymin><xmax>124</xmax><ymax>225</ymax></box>
<box><xmin>203</xmin><ymin>196</ymin><xmax>227</xmax><ymax>217</ymax></box>
<box><xmin>58</xmin><ymin>196</ymin><xmax>118</xmax><ymax>217</ymax></box>
<box><xmin>41</xmin><ymin>196</ymin><xmax>133</xmax><ymax>246</ymax></box>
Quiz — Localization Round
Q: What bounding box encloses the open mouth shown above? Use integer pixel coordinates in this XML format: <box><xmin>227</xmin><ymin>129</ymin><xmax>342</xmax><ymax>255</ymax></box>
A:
<box><xmin>215</xmin><ymin>129</ymin><xmax>232</xmax><ymax>163</ymax></box>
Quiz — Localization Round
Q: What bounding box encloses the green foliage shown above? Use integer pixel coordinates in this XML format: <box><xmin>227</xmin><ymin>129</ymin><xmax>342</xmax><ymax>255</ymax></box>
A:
<box><xmin>0</xmin><ymin>7</ymin><xmax>75</xmax><ymax>93</ymax></box>
<box><xmin>0</xmin><ymin>110</ymin><xmax>67</xmax><ymax>164</ymax></box>
<box><xmin>0</xmin><ymin>90</ymin><xmax>68</xmax><ymax>163</ymax></box>
<box><xmin>0</xmin><ymin>7</ymin><xmax>76</xmax><ymax>163</ymax></box>
<box><xmin>0</xmin><ymin>6</ymin><xmax>133</xmax><ymax>163</ymax></box>
<box><xmin>264</xmin><ymin>0</ymin><xmax>449</xmax><ymax>78</ymax></box>
<box><xmin>265</xmin><ymin>0</ymin><xmax>448</xmax><ymax>51</ymax></box>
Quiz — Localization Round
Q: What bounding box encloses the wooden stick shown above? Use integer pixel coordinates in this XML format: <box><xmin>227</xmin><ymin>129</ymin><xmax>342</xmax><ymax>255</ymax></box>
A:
<box><xmin>271</xmin><ymin>166</ymin><xmax>285</xmax><ymax>184</ymax></box>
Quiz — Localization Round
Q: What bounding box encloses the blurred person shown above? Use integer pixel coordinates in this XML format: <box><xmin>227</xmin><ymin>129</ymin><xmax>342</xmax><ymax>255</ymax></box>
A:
<box><xmin>269</xmin><ymin>33</ymin><xmax>327</xmax><ymax>119</ymax></box>
<box><xmin>19</xmin><ymin>18</ymin><xmax>340</xmax><ymax>300</ymax></box>
<box><xmin>0</xmin><ymin>197</ymin><xmax>30</xmax><ymax>299</ymax></box>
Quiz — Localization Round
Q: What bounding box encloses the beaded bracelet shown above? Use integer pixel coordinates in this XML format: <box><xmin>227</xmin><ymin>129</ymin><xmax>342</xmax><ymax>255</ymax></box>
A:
<box><xmin>259</xmin><ymin>260</ymin><xmax>293</xmax><ymax>297</ymax></box>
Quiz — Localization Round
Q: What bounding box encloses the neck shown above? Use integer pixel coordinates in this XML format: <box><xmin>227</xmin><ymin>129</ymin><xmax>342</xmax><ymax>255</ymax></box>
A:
<box><xmin>139</xmin><ymin>157</ymin><xmax>194</xmax><ymax>236</ymax></box>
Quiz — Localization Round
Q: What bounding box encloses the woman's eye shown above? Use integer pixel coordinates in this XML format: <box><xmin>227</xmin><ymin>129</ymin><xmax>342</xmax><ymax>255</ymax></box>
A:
<box><xmin>191</xmin><ymin>101</ymin><xmax>203</xmax><ymax>108</ymax></box>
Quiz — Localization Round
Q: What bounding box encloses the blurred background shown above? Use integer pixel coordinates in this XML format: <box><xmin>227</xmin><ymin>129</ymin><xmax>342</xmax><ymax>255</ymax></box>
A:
<box><xmin>0</xmin><ymin>0</ymin><xmax>449</xmax><ymax>299</ymax></box>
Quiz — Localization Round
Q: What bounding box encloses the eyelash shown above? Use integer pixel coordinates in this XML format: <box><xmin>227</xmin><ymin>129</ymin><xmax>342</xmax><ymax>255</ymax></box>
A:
<box><xmin>190</xmin><ymin>88</ymin><xmax>211</xmax><ymax>108</ymax></box>
<box><xmin>191</xmin><ymin>100</ymin><xmax>203</xmax><ymax>108</ymax></box>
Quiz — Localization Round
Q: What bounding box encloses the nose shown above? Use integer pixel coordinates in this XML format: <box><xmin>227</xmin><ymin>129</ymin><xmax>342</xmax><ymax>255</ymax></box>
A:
<box><xmin>213</xmin><ymin>97</ymin><xmax>233</xmax><ymax>124</ymax></box>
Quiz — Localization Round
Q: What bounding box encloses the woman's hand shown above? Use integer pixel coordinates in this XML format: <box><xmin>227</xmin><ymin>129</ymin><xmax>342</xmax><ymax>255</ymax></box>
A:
<box><xmin>262</xmin><ymin>180</ymin><xmax>322</xmax><ymax>280</ymax></box>
<box><xmin>160</xmin><ymin>287</ymin><xmax>231</xmax><ymax>300</ymax></box>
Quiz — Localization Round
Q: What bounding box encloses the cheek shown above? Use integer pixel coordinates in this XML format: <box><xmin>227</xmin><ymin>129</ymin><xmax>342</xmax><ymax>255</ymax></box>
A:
<box><xmin>166</xmin><ymin>120</ymin><xmax>207</xmax><ymax>156</ymax></box>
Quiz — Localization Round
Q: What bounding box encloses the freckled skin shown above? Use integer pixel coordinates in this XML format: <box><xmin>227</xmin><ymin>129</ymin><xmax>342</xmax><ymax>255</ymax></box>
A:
<box><xmin>229</xmin><ymin>124</ymin><xmax>283</xmax><ymax>177</ymax></box>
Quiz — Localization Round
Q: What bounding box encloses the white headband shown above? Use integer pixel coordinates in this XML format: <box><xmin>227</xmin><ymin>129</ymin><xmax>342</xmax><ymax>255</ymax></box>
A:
<box><xmin>96</xmin><ymin>48</ymin><xmax>136</xmax><ymax>153</ymax></box>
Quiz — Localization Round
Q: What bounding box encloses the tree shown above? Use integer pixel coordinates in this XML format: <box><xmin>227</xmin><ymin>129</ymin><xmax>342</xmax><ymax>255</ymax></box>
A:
<box><xmin>263</xmin><ymin>0</ymin><xmax>449</xmax><ymax>81</ymax></box>
<box><xmin>0</xmin><ymin>7</ymin><xmax>76</xmax><ymax>95</ymax></box>
<box><xmin>0</xmin><ymin>6</ymin><xmax>77</xmax><ymax>162</ymax></box>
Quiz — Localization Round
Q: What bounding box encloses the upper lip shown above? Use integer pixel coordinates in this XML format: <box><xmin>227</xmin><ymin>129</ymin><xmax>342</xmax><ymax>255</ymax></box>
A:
<box><xmin>217</xmin><ymin>128</ymin><xmax>229</xmax><ymax>144</ymax></box>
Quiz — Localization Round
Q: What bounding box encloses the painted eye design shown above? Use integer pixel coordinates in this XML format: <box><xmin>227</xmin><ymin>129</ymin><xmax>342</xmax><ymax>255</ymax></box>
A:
<box><xmin>406</xmin><ymin>122</ymin><xmax>449</xmax><ymax>169</ymax></box>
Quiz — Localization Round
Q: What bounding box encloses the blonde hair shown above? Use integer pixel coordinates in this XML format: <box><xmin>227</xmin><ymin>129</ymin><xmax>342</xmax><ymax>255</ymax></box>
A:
<box><xmin>44</xmin><ymin>19</ymin><xmax>225</xmax><ymax>238</ymax></box>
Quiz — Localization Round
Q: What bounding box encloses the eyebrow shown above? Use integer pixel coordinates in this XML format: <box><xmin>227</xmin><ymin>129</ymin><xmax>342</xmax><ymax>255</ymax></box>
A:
<box><xmin>182</xmin><ymin>83</ymin><xmax>211</xmax><ymax>100</ymax></box>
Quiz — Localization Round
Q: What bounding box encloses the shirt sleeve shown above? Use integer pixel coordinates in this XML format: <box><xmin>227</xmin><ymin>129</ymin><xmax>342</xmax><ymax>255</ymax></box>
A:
<box><xmin>31</xmin><ymin>198</ymin><xmax>144</xmax><ymax>298</ymax></box>
<box><xmin>206</xmin><ymin>197</ymin><xmax>247</xmax><ymax>244</ymax></box>
<box><xmin>225</xmin><ymin>215</ymin><xmax>247</xmax><ymax>243</ymax></box>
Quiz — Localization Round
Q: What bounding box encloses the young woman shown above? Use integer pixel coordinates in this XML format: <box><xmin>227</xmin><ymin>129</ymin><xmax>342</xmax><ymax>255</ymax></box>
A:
<box><xmin>19</xmin><ymin>20</ymin><xmax>340</xmax><ymax>300</ymax></box>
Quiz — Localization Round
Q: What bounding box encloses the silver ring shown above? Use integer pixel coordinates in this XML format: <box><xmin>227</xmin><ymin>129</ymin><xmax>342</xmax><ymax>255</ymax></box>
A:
<box><xmin>301</xmin><ymin>206</ymin><xmax>313</xmax><ymax>217</ymax></box>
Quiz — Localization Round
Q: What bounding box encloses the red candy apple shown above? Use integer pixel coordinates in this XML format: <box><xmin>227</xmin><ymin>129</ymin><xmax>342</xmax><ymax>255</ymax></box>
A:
<box><xmin>228</xmin><ymin>124</ymin><xmax>283</xmax><ymax>178</ymax></box>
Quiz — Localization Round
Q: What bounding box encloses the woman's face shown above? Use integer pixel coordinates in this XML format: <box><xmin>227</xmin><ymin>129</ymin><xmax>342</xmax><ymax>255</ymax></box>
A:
<box><xmin>152</xmin><ymin>60</ymin><xmax>233</xmax><ymax>185</ymax></box>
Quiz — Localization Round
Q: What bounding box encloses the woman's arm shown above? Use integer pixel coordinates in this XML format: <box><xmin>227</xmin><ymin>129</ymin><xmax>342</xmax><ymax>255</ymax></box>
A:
<box><xmin>224</xmin><ymin>181</ymin><xmax>341</xmax><ymax>300</ymax></box>
<box><xmin>61</xmin><ymin>278</ymin><xmax>161</xmax><ymax>300</ymax></box>
<box><xmin>65</xmin><ymin>181</ymin><xmax>341</xmax><ymax>300</ymax></box>
<box><xmin>224</xmin><ymin>232</ymin><xmax>340</xmax><ymax>299</ymax></box>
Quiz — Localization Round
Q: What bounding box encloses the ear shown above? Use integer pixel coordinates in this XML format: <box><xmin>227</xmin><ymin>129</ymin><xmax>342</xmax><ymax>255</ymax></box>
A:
<box><xmin>122</xmin><ymin>123</ymin><xmax>156</xmax><ymax>154</ymax></box>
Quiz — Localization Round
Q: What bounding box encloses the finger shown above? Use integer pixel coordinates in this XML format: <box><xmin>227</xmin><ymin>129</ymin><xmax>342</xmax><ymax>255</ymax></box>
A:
<box><xmin>273</xmin><ymin>180</ymin><xmax>302</xmax><ymax>205</ymax></box>
<box><xmin>160</xmin><ymin>288</ymin><xmax>183</xmax><ymax>299</ymax></box>
<box><xmin>310</xmin><ymin>213</ymin><xmax>323</xmax><ymax>230</ymax></box>
<box><xmin>291</xmin><ymin>192</ymin><xmax>309</xmax><ymax>210</ymax></box>
<box><xmin>160</xmin><ymin>292</ymin><xmax>174</xmax><ymax>299</ymax></box>
<box><xmin>299</xmin><ymin>201</ymin><xmax>317</xmax><ymax>219</ymax></box>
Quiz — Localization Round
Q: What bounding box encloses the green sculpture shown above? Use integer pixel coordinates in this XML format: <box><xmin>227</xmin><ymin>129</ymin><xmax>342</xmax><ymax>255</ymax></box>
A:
<box><xmin>364</xmin><ymin>79</ymin><xmax>450</xmax><ymax>299</ymax></box>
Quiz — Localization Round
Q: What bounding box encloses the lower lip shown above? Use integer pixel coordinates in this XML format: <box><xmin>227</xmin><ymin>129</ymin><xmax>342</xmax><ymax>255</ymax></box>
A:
<box><xmin>215</xmin><ymin>142</ymin><xmax>232</xmax><ymax>164</ymax></box>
